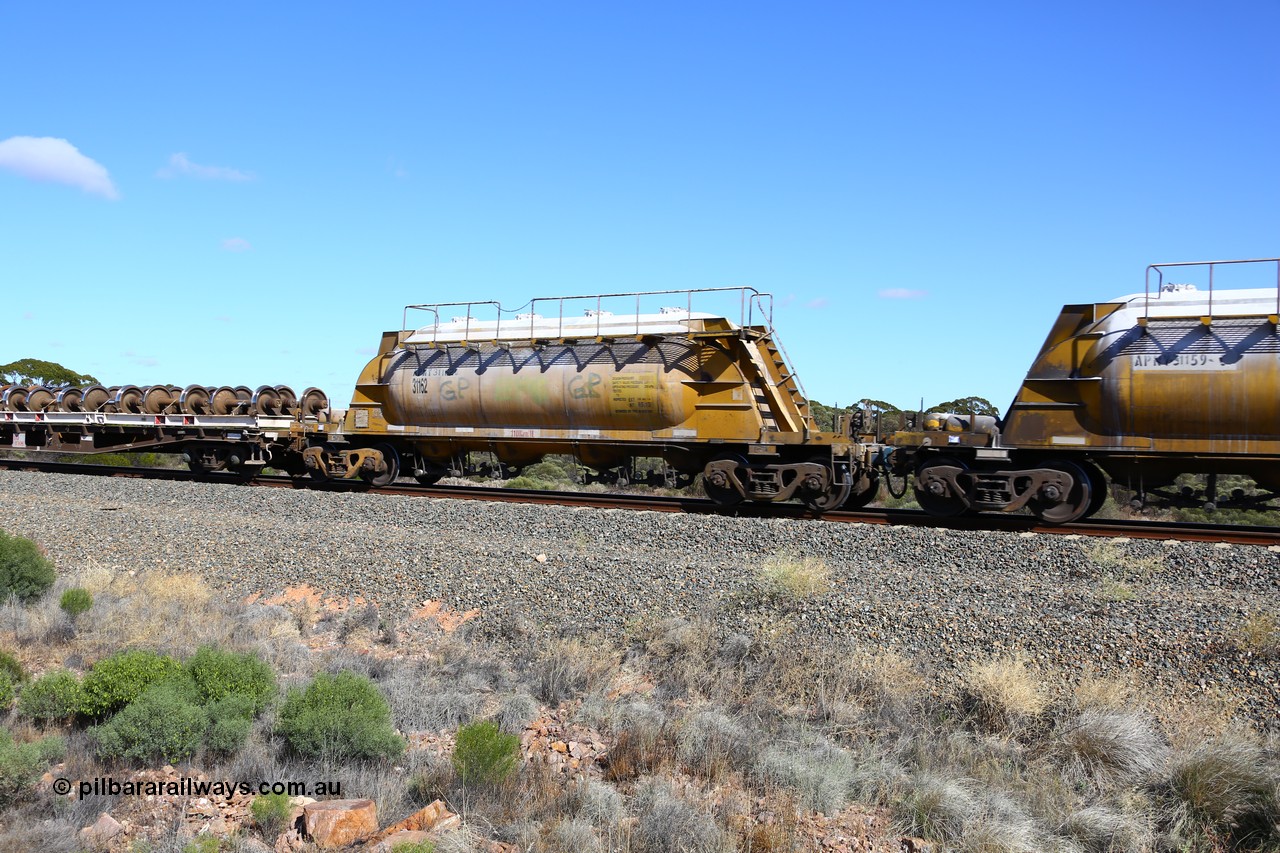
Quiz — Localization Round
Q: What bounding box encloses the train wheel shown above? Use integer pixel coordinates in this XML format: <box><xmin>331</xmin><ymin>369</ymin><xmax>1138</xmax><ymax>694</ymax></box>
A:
<box><xmin>1027</xmin><ymin>459</ymin><xmax>1092</xmax><ymax>524</ymax></box>
<box><xmin>843</xmin><ymin>474</ymin><xmax>880</xmax><ymax>509</ymax></box>
<box><xmin>1079</xmin><ymin>460</ymin><xmax>1108</xmax><ymax>518</ymax></box>
<box><xmin>914</xmin><ymin>456</ymin><xmax>970</xmax><ymax>517</ymax></box>
<box><xmin>359</xmin><ymin>443</ymin><xmax>400</xmax><ymax>487</ymax></box>
<box><xmin>801</xmin><ymin>458</ymin><xmax>851</xmax><ymax>513</ymax></box>
<box><xmin>702</xmin><ymin>453</ymin><xmax>746</xmax><ymax>508</ymax></box>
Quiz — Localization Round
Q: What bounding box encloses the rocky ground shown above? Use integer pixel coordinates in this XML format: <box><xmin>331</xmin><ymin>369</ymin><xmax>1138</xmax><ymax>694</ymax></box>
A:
<box><xmin>0</xmin><ymin>470</ymin><xmax>1275</xmax><ymax>725</ymax></box>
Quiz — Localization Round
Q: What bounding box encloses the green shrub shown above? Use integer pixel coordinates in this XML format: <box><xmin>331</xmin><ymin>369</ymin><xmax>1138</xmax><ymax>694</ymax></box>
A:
<box><xmin>251</xmin><ymin>791</ymin><xmax>293</xmax><ymax>838</ymax></box>
<box><xmin>504</xmin><ymin>475</ymin><xmax>554</xmax><ymax>490</ymax></box>
<box><xmin>0</xmin><ymin>653</ymin><xmax>23</xmax><ymax>711</ymax></box>
<box><xmin>0</xmin><ymin>650</ymin><xmax>26</xmax><ymax>686</ymax></box>
<box><xmin>453</xmin><ymin>720</ymin><xmax>519</xmax><ymax>787</ymax></box>
<box><xmin>91</xmin><ymin>681</ymin><xmax>208</xmax><ymax>763</ymax></box>
<box><xmin>205</xmin><ymin>694</ymin><xmax>255</xmax><ymax>754</ymax></box>
<box><xmin>390</xmin><ymin>842</ymin><xmax>436</xmax><ymax>853</ymax></box>
<box><xmin>0</xmin><ymin>728</ymin><xmax>65</xmax><ymax>806</ymax></box>
<box><xmin>277</xmin><ymin>671</ymin><xmax>404</xmax><ymax>761</ymax></box>
<box><xmin>182</xmin><ymin>837</ymin><xmax>221</xmax><ymax>853</ymax></box>
<box><xmin>186</xmin><ymin>646</ymin><xmax>276</xmax><ymax>713</ymax></box>
<box><xmin>0</xmin><ymin>531</ymin><xmax>56</xmax><ymax>602</ymax></box>
<box><xmin>519</xmin><ymin>460</ymin><xmax>577</xmax><ymax>484</ymax></box>
<box><xmin>58</xmin><ymin>587</ymin><xmax>93</xmax><ymax>619</ymax></box>
<box><xmin>18</xmin><ymin>669</ymin><xmax>82</xmax><ymax>722</ymax></box>
<box><xmin>79</xmin><ymin>650</ymin><xmax>182</xmax><ymax>719</ymax></box>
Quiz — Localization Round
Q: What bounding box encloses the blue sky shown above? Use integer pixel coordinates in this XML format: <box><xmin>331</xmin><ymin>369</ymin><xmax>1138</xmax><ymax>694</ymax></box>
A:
<box><xmin>2</xmin><ymin>2</ymin><xmax>1278</xmax><ymax>414</ymax></box>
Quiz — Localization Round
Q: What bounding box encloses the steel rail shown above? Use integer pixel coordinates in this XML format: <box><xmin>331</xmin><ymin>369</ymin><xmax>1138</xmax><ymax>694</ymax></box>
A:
<box><xmin>2</xmin><ymin>458</ymin><xmax>1278</xmax><ymax>546</ymax></box>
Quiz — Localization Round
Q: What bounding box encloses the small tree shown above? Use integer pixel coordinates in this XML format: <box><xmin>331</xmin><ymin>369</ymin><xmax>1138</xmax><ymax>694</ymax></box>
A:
<box><xmin>251</xmin><ymin>791</ymin><xmax>293</xmax><ymax>838</ymax></box>
<box><xmin>276</xmin><ymin>671</ymin><xmax>404</xmax><ymax>761</ymax></box>
<box><xmin>452</xmin><ymin>720</ymin><xmax>520</xmax><ymax>787</ymax></box>
<box><xmin>59</xmin><ymin>588</ymin><xmax>93</xmax><ymax>620</ymax></box>
<box><xmin>0</xmin><ymin>358</ymin><xmax>98</xmax><ymax>387</ymax></box>
<box><xmin>78</xmin><ymin>650</ymin><xmax>182</xmax><ymax>719</ymax></box>
<box><xmin>91</xmin><ymin>682</ymin><xmax>208</xmax><ymax>763</ymax></box>
<box><xmin>186</xmin><ymin>646</ymin><xmax>276</xmax><ymax>714</ymax></box>
<box><xmin>0</xmin><ymin>728</ymin><xmax>64</xmax><ymax>806</ymax></box>
<box><xmin>928</xmin><ymin>395</ymin><xmax>1001</xmax><ymax>417</ymax></box>
<box><xmin>0</xmin><ymin>532</ymin><xmax>56</xmax><ymax>603</ymax></box>
<box><xmin>18</xmin><ymin>670</ymin><xmax>82</xmax><ymax>723</ymax></box>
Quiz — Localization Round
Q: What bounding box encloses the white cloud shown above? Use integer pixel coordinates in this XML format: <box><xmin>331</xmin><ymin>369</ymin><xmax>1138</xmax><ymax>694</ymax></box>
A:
<box><xmin>221</xmin><ymin>237</ymin><xmax>252</xmax><ymax>252</ymax></box>
<box><xmin>157</xmin><ymin>152</ymin><xmax>254</xmax><ymax>182</ymax></box>
<box><xmin>0</xmin><ymin>136</ymin><xmax>119</xmax><ymax>199</ymax></box>
<box><xmin>121</xmin><ymin>350</ymin><xmax>157</xmax><ymax>367</ymax></box>
<box><xmin>805</xmin><ymin>297</ymin><xmax>829</xmax><ymax>309</ymax></box>
<box><xmin>878</xmin><ymin>288</ymin><xmax>928</xmax><ymax>300</ymax></box>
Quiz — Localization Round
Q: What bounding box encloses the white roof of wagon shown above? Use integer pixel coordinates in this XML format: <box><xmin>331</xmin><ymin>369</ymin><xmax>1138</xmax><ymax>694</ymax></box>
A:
<box><xmin>404</xmin><ymin>308</ymin><xmax>724</xmax><ymax>344</ymax></box>
<box><xmin>1105</xmin><ymin>287</ymin><xmax>1280</xmax><ymax>320</ymax></box>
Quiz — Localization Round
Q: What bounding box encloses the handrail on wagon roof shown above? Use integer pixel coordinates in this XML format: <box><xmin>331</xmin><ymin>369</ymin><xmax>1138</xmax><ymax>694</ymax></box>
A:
<box><xmin>1142</xmin><ymin>257</ymin><xmax>1280</xmax><ymax>325</ymax></box>
<box><xmin>400</xmin><ymin>286</ymin><xmax>775</xmax><ymax>346</ymax></box>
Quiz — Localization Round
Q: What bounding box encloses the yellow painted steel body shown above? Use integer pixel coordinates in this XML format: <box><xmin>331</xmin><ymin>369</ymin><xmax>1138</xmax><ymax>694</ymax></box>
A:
<box><xmin>344</xmin><ymin>311</ymin><xmax>848</xmax><ymax>472</ymax></box>
<box><xmin>381</xmin><ymin>344</ymin><xmax>698</xmax><ymax>432</ymax></box>
<box><xmin>1001</xmin><ymin>286</ymin><xmax>1280</xmax><ymax>487</ymax></box>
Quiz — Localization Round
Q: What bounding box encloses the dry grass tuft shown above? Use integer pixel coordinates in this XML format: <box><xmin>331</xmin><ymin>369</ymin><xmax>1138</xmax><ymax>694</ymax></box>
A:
<box><xmin>1058</xmin><ymin>804</ymin><xmax>1149</xmax><ymax>853</ymax></box>
<box><xmin>756</xmin><ymin>553</ymin><xmax>831</xmax><ymax>599</ymax></box>
<box><xmin>960</xmin><ymin>654</ymin><xmax>1047</xmax><ymax>732</ymax></box>
<box><xmin>1053</xmin><ymin>709</ymin><xmax>1168</xmax><ymax>786</ymax></box>
<box><xmin>531</xmin><ymin>637</ymin><xmax>614</xmax><ymax>707</ymax></box>
<box><xmin>1158</xmin><ymin>731</ymin><xmax>1280</xmax><ymax>844</ymax></box>
<box><xmin>893</xmin><ymin>773</ymin><xmax>978</xmax><ymax>843</ymax></box>
<box><xmin>831</xmin><ymin>648</ymin><xmax>929</xmax><ymax>725</ymax></box>
<box><xmin>1099</xmin><ymin>575</ymin><xmax>1136</xmax><ymax>602</ymax></box>
<box><xmin>1072</xmin><ymin>673</ymin><xmax>1139</xmax><ymax>711</ymax></box>
<box><xmin>631</xmin><ymin>778</ymin><xmax>728</xmax><ymax>853</ymax></box>
<box><xmin>754</xmin><ymin>738</ymin><xmax>855</xmax><ymax>815</ymax></box>
<box><xmin>675</xmin><ymin>708</ymin><xmax>752</xmax><ymax>780</ymax></box>
<box><xmin>1082</xmin><ymin>540</ymin><xmax>1165</xmax><ymax>577</ymax></box>
<box><xmin>74</xmin><ymin>569</ymin><xmax>231</xmax><ymax>657</ymax></box>
<box><xmin>1236</xmin><ymin>611</ymin><xmax>1279</xmax><ymax>657</ymax></box>
<box><xmin>1158</xmin><ymin>695</ymin><xmax>1242</xmax><ymax>753</ymax></box>
<box><xmin>604</xmin><ymin>700</ymin><xmax>668</xmax><ymax>782</ymax></box>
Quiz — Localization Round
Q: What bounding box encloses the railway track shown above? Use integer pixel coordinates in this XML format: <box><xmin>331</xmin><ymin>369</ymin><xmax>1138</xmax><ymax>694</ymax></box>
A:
<box><xmin>3</xmin><ymin>457</ymin><xmax>1279</xmax><ymax>547</ymax></box>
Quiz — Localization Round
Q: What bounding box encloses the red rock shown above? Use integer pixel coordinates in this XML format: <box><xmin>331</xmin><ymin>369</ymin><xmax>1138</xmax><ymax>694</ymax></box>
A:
<box><xmin>364</xmin><ymin>799</ymin><xmax>459</xmax><ymax>845</ymax></box>
<box><xmin>80</xmin><ymin>812</ymin><xmax>124</xmax><ymax>845</ymax></box>
<box><xmin>304</xmin><ymin>799</ymin><xmax>378</xmax><ymax>849</ymax></box>
<box><xmin>551</xmin><ymin>740</ymin><xmax>569</xmax><ymax>753</ymax></box>
<box><xmin>275</xmin><ymin>829</ymin><xmax>306</xmax><ymax>853</ymax></box>
<box><xmin>286</xmin><ymin>796</ymin><xmax>316</xmax><ymax>828</ymax></box>
<box><xmin>368</xmin><ymin>830</ymin><xmax>434</xmax><ymax>853</ymax></box>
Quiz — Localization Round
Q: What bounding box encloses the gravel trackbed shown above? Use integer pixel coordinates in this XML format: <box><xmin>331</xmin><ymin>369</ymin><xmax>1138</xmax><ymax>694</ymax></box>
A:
<box><xmin>0</xmin><ymin>471</ymin><xmax>1275</xmax><ymax>723</ymax></box>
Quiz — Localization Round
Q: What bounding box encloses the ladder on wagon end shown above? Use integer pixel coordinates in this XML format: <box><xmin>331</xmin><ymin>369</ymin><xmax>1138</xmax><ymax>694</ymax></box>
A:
<box><xmin>741</xmin><ymin>332</ymin><xmax>816</xmax><ymax>437</ymax></box>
